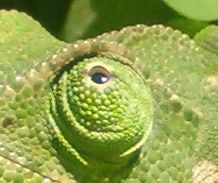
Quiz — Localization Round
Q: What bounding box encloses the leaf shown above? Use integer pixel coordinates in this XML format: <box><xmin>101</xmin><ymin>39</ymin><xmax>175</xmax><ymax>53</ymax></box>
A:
<box><xmin>194</xmin><ymin>25</ymin><xmax>218</xmax><ymax>55</ymax></box>
<box><xmin>163</xmin><ymin>0</ymin><xmax>218</xmax><ymax>21</ymax></box>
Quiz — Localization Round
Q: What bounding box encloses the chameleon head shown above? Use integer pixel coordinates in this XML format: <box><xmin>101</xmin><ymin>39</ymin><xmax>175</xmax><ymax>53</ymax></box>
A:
<box><xmin>49</xmin><ymin>46</ymin><xmax>153</xmax><ymax>167</ymax></box>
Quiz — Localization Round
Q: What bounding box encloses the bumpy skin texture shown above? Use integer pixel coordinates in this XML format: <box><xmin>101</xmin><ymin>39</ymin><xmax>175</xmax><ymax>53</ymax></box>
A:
<box><xmin>0</xmin><ymin>10</ymin><xmax>217</xmax><ymax>183</ymax></box>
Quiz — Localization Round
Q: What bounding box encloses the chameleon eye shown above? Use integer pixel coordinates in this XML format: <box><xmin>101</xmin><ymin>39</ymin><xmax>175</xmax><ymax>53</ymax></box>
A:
<box><xmin>89</xmin><ymin>66</ymin><xmax>111</xmax><ymax>84</ymax></box>
<box><xmin>49</xmin><ymin>51</ymin><xmax>153</xmax><ymax>170</ymax></box>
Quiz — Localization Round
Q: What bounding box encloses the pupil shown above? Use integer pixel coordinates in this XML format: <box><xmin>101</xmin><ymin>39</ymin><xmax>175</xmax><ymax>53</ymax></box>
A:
<box><xmin>91</xmin><ymin>72</ymin><xmax>109</xmax><ymax>84</ymax></box>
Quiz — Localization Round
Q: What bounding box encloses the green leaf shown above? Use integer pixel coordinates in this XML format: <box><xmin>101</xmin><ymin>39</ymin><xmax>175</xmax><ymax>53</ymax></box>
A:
<box><xmin>194</xmin><ymin>25</ymin><xmax>218</xmax><ymax>55</ymax></box>
<box><xmin>163</xmin><ymin>0</ymin><xmax>218</xmax><ymax>21</ymax></box>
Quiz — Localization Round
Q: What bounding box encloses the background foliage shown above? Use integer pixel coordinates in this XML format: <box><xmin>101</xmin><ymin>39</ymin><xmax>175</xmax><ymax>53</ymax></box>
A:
<box><xmin>0</xmin><ymin>0</ymin><xmax>217</xmax><ymax>42</ymax></box>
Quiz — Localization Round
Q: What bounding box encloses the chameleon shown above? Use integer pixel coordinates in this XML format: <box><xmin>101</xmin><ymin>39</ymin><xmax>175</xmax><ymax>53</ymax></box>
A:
<box><xmin>0</xmin><ymin>10</ymin><xmax>217</xmax><ymax>183</ymax></box>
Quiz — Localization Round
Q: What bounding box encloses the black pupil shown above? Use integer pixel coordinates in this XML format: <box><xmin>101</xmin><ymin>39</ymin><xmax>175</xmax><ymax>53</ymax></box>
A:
<box><xmin>91</xmin><ymin>72</ymin><xmax>109</xmax><ymax>84</ymax></box>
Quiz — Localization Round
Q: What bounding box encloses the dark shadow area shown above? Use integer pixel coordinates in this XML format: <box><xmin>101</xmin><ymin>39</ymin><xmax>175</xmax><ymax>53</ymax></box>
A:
<box><xmin>81</xmin><ymin>0</ymin><xmax>178</xmax><ymax>39</ymax></box>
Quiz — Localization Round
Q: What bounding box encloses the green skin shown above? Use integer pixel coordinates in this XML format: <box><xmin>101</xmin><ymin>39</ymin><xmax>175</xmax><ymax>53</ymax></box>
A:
<box><xmin>0</xmin><ymin>10</ymin><xmax>217</xmax><ymax>183</ymax></box>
